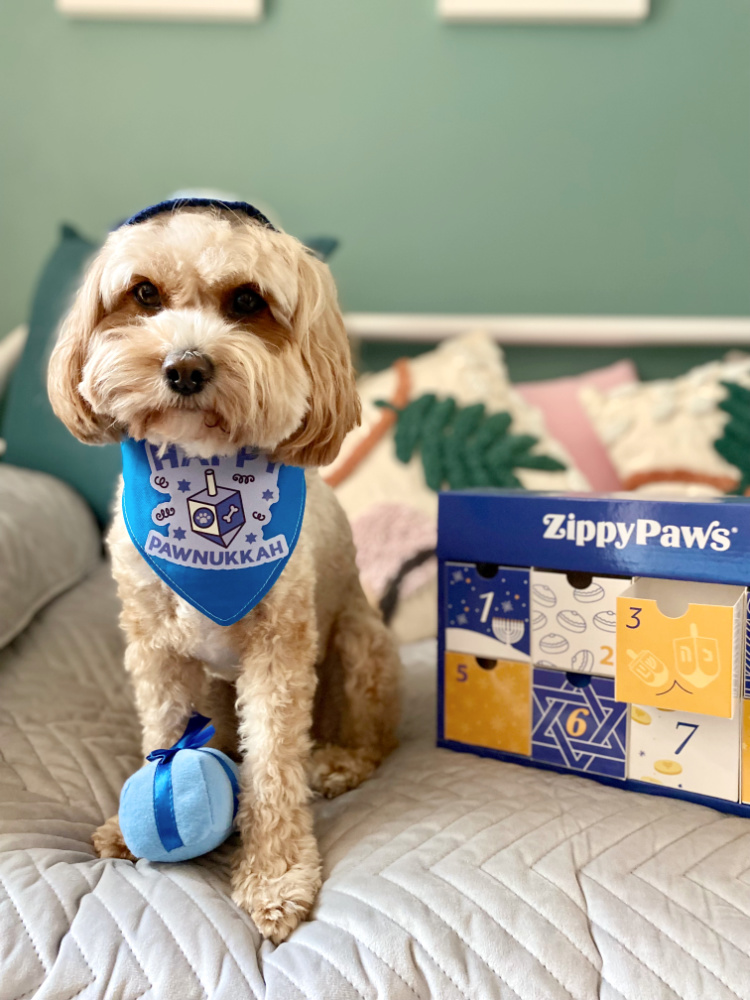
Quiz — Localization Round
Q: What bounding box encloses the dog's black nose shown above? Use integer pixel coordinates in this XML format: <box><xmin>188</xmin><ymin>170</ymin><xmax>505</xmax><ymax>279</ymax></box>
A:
<box><xmin>163</xmin><ymin>351</ymin><xmax>214</xmax><ymax>396</ymax></box>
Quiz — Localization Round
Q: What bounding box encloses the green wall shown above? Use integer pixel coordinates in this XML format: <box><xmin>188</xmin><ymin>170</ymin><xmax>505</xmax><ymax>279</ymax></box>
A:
<box><xmin>1</xmin><ymin>0</ymin><xmax>748</xmax><ymax>339</ymax></box>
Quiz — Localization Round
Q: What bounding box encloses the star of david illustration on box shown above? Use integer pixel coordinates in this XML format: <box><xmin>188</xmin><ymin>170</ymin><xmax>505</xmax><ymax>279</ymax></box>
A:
<box><xmin>532</xmin><ymin>668</ymin><xmax>627</xmax><ymax>778</ymax></box>
<box><xmin>444</xmin><ymin>562</ymin><xmax>530</xmax><ymax>662</ymax></box>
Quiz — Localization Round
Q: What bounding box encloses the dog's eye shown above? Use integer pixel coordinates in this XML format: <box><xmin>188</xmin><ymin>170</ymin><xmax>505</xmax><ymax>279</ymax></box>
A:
<box><xmin>230</xmin><ymin>286</ymin><xmax>266</xmax><ymax>317</ymax></box>
<box><xmin>132</xmin><ymin>281</ymin><xmax>162</xmax><ymax>310</ymax></box>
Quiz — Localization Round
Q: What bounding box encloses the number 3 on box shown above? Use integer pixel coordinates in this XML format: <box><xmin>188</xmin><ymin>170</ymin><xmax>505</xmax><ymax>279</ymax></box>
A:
<box><xmin>626</xmin><ymin>607</ymin><xmax>642</xmax><ymax>630</ymax></box>
<box><xmin>675</xmin><ymin>721</ymin><xmax>699</xmax><ymax>754</ymax></box>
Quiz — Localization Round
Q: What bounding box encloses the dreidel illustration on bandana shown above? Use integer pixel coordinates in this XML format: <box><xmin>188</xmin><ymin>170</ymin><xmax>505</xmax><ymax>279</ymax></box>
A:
<box><xmin>121</xmin><ymin>438</ymin><xmax>306</xmax><ymax>625</ymax></box>
<box><xmin>187</xmin><ymin>470</ymin><xmax>246</xmax><ymax>547</ymax></box>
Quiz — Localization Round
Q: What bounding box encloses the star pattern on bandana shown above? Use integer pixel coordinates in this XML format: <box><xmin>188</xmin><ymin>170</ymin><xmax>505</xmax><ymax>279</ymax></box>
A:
<box><xmin>245</xmin><ymin>532</ymin><xmax>257</xmax><ymax>544</ymax></box>
<box><xmin>177</xmin><ymin>480</ymin><xmax>191</xmax><ymax>492</ymax></box>
<box><xmin>262</xmin><ymin>489</ymin><xmax>275</xmax><ymax>501</ymax></box>
<box><xmin>172</xmin><ymin>527</ymin><xmax>186</xmax><ymax>540</ymax></box>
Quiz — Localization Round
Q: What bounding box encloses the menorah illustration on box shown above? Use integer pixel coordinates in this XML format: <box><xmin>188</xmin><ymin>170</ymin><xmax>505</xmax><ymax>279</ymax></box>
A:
<box><xmin>437</xmin><ymin>490</ymin><xmax>750</xmax><ymax>812</ymax></box>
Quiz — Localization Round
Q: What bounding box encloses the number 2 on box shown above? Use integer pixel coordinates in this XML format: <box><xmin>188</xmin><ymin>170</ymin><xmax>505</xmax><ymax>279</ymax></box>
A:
<box><xmin>675</xmin><ymin>722</ymin><xmax>699</xmax><ymax>754</ymax></box>
<box><xmin>479</xmin><ymin>592</ymin><xmax>494</xmax><ymax>623</ymax></box>
<box><xmin>600</xmin><ymin>646</ymin><xmax>614</xmax><ymax>667</ymax></box>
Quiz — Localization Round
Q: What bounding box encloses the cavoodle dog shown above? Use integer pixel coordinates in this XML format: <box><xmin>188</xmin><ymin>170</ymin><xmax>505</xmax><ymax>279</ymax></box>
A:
<box><xmin>47</xmin><ymin>200</ymin><xmax>400</xmax><ymax>943</ymax></box>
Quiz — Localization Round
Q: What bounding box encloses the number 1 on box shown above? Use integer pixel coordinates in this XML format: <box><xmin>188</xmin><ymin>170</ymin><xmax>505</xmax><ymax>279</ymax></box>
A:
<box><xmin>479</xmin><ymin>592</ymin><xmax>494</xmax><ymax>623</ymax></box>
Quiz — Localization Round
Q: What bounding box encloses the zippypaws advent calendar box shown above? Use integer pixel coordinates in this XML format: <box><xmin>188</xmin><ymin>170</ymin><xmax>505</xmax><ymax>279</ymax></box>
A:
<box><xmin>437</xmin><ymin>490</ymin><xmax>750</xmax><ymax>815</ymax></box>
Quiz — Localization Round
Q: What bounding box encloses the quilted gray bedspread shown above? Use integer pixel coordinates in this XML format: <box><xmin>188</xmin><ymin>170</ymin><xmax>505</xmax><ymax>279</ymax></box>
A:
<box><xmin>3</xmin><ymin>563</ymin><xmax>750</xmax><ymax>1000</ymax></box>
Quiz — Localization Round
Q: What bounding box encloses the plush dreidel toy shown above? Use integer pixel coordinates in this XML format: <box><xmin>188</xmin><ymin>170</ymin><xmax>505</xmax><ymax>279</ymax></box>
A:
<box><xmin>119</xmin><ymin>713</ymin><xmax>240</xmax><ymax>862</ymax></box>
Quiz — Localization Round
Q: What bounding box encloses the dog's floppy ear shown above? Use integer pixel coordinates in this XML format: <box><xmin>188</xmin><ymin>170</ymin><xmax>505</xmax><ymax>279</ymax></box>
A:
<box><xmin>274</xmin><ymin>252</ymin><xmax>361</xmax><ymax>468</ymax></box>
<box><xmin>47</xmin><ymin>253</ymin><xmax>119</xmax><ymax>444</ymax></box>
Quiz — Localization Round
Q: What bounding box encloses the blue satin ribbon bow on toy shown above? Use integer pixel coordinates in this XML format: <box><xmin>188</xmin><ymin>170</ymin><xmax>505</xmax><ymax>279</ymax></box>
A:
<box><xmin>119</xmin><ymin>713</ymin><xmax>242</xmax><ymax>862</ymax></box>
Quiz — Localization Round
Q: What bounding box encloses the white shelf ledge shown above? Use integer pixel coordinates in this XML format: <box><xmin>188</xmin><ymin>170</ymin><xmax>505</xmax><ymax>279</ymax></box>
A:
<box><xmin>438</xmin><ymin>0</ymin><xmax>649</xmax><ymax>22</ymax></box>
<box><xmin>343</xmin><ymin>314</ymin><xmax>750</xmax><ymax>347</ymax></box>
<box><xmin>56</xmin><ymin>0</ymin><xmax>262</xmax><ymax>21</ymax></box>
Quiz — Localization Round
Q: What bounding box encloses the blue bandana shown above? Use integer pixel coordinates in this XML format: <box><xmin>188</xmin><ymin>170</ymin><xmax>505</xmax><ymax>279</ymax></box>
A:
<box><xmin>121</xmin><ymin>438</ymin><xmax>306</xmax><ymax>626</ymax></box>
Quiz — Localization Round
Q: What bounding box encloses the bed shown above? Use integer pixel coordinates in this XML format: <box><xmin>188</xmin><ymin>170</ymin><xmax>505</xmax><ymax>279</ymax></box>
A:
<box><xmin>2</xmin><ymin>225</ymin><xmax>750</xmax><ymax>999</ymax></box>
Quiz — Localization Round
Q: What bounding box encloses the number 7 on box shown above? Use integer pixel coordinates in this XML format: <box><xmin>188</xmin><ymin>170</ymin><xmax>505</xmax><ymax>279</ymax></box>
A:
<box><xmin>675</xmin><ymin>722</ymin><xmax>699</xmax><ymax>755</ymax></box>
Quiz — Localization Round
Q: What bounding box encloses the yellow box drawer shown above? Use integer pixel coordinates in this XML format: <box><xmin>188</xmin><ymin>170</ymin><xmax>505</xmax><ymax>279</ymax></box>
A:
<box><xmin>443</xmin><ymin>652</ymin><xmax>531</xmax><ymax>755</ymax></box>
<box><xmin>616</xmin><ymin>578</ymin><xmax>745</xmax><ymax>718</ymax></box>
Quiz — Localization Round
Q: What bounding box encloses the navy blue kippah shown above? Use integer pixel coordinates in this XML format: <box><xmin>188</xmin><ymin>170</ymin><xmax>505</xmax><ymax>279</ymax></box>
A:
<box><xmin>121</xmin><ymin>198</ymin><xmax>278</xmax><ymax>232</ymax></box>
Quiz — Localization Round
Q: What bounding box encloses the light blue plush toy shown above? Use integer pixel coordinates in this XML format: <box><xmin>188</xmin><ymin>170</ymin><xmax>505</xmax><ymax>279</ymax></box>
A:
<box><xmin>119</xmin><ymin>713</ymin><xmax>240</xmax><ymax>862</ymax></box>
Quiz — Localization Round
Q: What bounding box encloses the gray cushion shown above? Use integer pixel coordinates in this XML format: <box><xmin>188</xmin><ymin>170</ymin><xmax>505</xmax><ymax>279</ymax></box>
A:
<box><xmin>0</xmin><ymin>463</ymin><xmax>101</xmax><ymax>649</ymax></box>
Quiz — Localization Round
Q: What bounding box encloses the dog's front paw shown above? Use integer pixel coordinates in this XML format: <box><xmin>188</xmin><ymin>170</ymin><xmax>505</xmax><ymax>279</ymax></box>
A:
<box><xmin>92</xmin><ymin>814</ymin><xmax>136</xmax><ymax>861</ymax></box>
<box><xmin>232</xmin><ymin>853</ymin><xmax>322</xmax><ymax>943</ymax></box>
<box><xmin>308</xmin><ymin>745</ymin><xmax>381</xmax><ymax>798</ymax></box>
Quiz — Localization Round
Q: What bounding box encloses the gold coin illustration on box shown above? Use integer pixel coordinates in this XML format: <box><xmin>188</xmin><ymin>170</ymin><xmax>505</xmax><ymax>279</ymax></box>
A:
<box><xmin>628</xmin><ymin>704</ymin><xmax>741</xmax><ymax>800</ymax></box>
<box><xmin>616</xmin><ymin>579</ymin><xmax>745</xmax><ymax>718</ymax></box>
<box><xmin>630</xmin><ymin>706</ymin><xmax>652</xmax><ymax>726</ymax></box>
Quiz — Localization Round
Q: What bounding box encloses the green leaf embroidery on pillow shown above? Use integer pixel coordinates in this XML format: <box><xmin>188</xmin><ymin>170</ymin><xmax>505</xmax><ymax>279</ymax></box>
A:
<box><xmin>715</xmin><ymin>381</ymin><xmax>750</xmax><ymax>494</ymax></box>
<box><xmin>375</xmin><ymin>394</ymin><xmax>566</xmax><ymax>492</ymax></box>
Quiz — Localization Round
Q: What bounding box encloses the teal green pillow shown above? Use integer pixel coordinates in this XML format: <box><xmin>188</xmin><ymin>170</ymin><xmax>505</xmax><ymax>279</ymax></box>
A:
<box><xmin>1</xmin><ymin>225</ymin><xmax>121</xmax><ymax>526</ymax></box>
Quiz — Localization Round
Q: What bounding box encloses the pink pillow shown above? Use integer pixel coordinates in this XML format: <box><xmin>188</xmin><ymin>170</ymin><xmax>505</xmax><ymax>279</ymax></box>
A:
<box><xmin>517</xmin><ymin>360</ymin><xmax>638</xmax><ymax>491</ymax></box>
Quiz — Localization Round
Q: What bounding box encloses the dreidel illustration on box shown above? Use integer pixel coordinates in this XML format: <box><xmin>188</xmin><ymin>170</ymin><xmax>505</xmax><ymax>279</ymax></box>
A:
<box><xmin>674</xmin><ymin>624</ymin><xmax>721</xmax><ymax>689</ymax></box>
<box><xmin>188</xmin><ymin>470</ymin><xmax>246</xmax><ymax>548</ymax></box>
<box><xmin>616</xmin><ymin>579</ymin><xmax>743</xmax><ymax>718</ymax></box>
<box><xmin>625</xmin><ymin>648</ymin><xmax>669</xmax><ymax>690</ymax></box>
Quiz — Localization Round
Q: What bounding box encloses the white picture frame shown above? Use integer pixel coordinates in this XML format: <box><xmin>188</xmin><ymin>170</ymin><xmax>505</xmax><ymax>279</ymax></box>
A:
<box><xmin>56</xmin><ymin>0</ymin><xmax>262</xmax><ymax>21</ymax></box>
<box><xmin>438</xmin><ymin>0</ymin><xmax>649</xmax><ymax>22</ymax></box>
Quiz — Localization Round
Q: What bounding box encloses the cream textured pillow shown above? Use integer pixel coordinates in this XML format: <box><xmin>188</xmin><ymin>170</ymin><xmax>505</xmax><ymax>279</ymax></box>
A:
<box><xmin>579</xmin><ymin>356</ymin><xmax>750</xmax><ymax>496</ymax></box>
<box><xmin>325</xmin><ymin>330</ymin><xmax>588</xmax><ymax>521</ymax></box>
<box><xmin>322</xmin><ymin>331</ymin><xmax>589</xmax><ymax>641</ymax></box>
